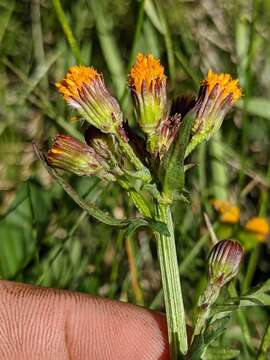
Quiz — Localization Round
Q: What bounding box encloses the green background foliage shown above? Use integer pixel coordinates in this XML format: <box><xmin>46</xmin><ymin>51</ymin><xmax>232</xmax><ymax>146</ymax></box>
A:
<box><xmin>0</xmin><ymin>0</ymin><xmax>269</xmax><ymax>357</ymax></box>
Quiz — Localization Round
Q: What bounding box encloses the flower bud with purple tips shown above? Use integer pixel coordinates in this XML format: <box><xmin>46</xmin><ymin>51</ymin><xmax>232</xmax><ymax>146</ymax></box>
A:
<box><xmin>208</xmin><ymin>239</ymin><xmax>244</xmax><ymax>287</ymax></box>
<box><xmin>186</xmin><ymin>71</ymin><xmax>242</xmax><ymax>156</ymax></box>
<box><xmin>47</xmin><ymin>134</ymin><xmax>116</xmax><ymax>181</ymax></box>
<box><xmin>56</xmin><ymin>66</ymin><xmax>123</xmax><ymax>135</ymax></box>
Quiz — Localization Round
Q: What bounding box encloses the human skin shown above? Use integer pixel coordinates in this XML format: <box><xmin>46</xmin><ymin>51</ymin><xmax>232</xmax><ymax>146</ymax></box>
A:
<box><xmin>0</xmin><ymin>280</ymin><xmax>169</xmax><ymax>360</ymax></box>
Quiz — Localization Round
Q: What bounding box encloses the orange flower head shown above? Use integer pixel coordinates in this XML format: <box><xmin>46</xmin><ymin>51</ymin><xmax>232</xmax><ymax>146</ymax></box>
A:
<box><xmin>128</xmin><ymin>53</ymin><xmax>168</xmax><ymax>153</ymax></box>
<box><xmin>186</xmin><ymin>71</ymin><xmax>243</xmax><ymax>156</ymax></box>
<box><xmin>55</xmin><ymin>66</ymin><xmax>123</xmax><ymax>134</ymax></box>
<box><xmin>129</xmin><ymin>53</ymin><xmax>166</xmax><ymax>92</ymax></box>
<box><xmin>211</xmin><ymin>199</ymin><xmax>240</xmax><ymax>224</ymax></box>
<box><xmin>245</xmin><ymin>217</ymin><xmax>270</xmax><ymax>242</ymax></box>
<box><xmin>203</xmin><ymin>70</ymin><xmax>242</xmax><ymax>104</ymax></box>
<box><xmin>56</xmin><ymin>66</ymin><xmax>100</xmax><ymax>101</ymax></box>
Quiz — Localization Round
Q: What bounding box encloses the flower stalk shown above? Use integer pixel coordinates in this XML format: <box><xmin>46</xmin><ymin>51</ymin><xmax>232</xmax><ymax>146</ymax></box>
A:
<box><xmin>155</xmin><ymin>203</ymin><xmax>188</xmax><ymax>357</ymax></box>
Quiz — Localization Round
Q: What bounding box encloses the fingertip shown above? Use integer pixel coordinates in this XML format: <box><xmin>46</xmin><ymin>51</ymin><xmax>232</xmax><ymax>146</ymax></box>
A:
<box><xmin>66</xmin><ymin>292</ymin><xmax>170</xmax><ymax>359</ymax></box>
<box><xmin>0</xmin><ymin>281</ymin><xmax>170</xmax><ymax>359</ymax></box>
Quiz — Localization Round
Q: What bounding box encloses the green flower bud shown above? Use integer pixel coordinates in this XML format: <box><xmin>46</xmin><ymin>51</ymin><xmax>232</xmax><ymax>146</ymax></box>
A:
<box><xmin>47</xmin><ymin>134</ymin><xmax>115</xmax><ymax>181</ymax></box>
<box><xmin>156</xmin><ymin>114</ymin><xmax>181</xmax><ymax>159</ymax></box>
<box><xmin>193</xmin><ymin>239</ymin><xmax>244</xmax><ymax>338</ymax></box>
<box><xmin>208</xmin><ymin>239</ymin><xmax>244</xmax><ymax>287</ymax></box>
<box><xmin>128</xmin><ymin>54</ymin><xmax>168</xmax><ymax>155</ymax></box>
<box><xmin>84</xmin><ymin>127</ymin><xmax>124</xmax><ymax>177</ymax></box>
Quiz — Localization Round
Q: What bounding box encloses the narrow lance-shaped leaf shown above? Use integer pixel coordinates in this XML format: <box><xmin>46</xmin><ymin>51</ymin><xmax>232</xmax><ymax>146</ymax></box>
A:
<box><xmin>162</xmin><ymin>111</ymin><xmax>194</xmax><ymax>200</ymax></box>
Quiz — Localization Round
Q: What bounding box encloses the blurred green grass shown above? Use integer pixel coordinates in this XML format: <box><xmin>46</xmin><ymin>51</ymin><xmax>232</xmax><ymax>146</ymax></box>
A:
<box><xmin>0</xmin><ymin>0</ymin><xmax>270</xmax><ymax>357</ymax></box>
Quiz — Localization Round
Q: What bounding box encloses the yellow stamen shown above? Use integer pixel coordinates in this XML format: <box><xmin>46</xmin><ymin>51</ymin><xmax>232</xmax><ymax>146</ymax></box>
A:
<box><xmin>245</xmin><ymin>217</ymin><xmax>269</xmax><ymax>242</ymax></box>
<box><xmin>56</xmin><ymin>66</ymin><xmax>100</xmax><ymax>100</ymax></box>
<box><xmin>211</xmin><ymin>199</ymin><xmax>240</xmax><ymax>224</ymax></box>
<box><xmin>129</xmin><ymin>53</ymin><xmax>166</xmax><ymax>92</ymax></box>
<box><xmin>203</xmin><ymin>70</ymin><xmax>242</xmax><ymax>104</ymax></box>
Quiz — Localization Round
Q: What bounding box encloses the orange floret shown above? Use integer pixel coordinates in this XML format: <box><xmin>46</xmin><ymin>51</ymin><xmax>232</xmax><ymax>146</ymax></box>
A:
<box><xmin>203</xmin><ymin>70</ymin><xmax>242</xmax><ymax>104</ymax></box>
<box><xmin>56</xmin><ymin>66</ymin><xmax>100</xmax><ymax>100</ymax></box>
<box><xmin>129</xmin><ymin>53</ymin><xmax>166</xmax><ymax>92</ymax></box>
<box><xmin>211</xmin><ymin>199</ymin><xmax>240</xmax><ymax>224</ymax></box>
<box><xmin>245</xmin><ymin>217</ymin><xmax>270</xmax><ymax>242</ymax></box>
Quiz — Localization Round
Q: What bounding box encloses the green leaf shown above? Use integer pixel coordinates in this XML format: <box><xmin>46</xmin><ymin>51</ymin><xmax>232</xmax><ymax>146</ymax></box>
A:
<box><xmin>205</xmin><ymin>316</ymin><xmax>231</xmax><ymax>345</ymax></box>
<box><xmin>189</xmin><ymin>316</ymin><xmax>233</xmax><ymax>360</ymax></box>
<box><xmin>163</xmin><ymin>112</ymin><xmax>193</xmax><ymax>200</ymax></box>
<box><xmin>236</xmin><ymin>279</ymin><xmax>270</xmax><ymax>306</ymax></box>
<box><xmin>188</xmin><ymin>334</ymin><xmax>205</xmax><ymax>360</ymax></box>
<box><xmin>248</xmin><ymin>278</ymin><xmax>270</xmax><ymax>294</ymax></box>
<box><xmin>210</xmin><ymin>279</ymin><xmax>270</xmax><ymax>315</ymax></box>
<box><xmin>126</xmin><ymin>218</ymin><xmax>169</xmax><ymax>238</ymax></box>
<box><xmin>240</xmin><ymin>296</ymin><xmax>265</xmax><ymax>306</ymax></box>
<box><xmin>239</xmin><ymin>293</ymin><xmax>270</xmax><ymax>307</ymax></box>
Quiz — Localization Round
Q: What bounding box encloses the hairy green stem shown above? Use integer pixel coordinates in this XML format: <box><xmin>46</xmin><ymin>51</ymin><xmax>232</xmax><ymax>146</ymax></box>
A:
<box><xmin>150</xmin><ymin>223</ymin><xmax>218</xmax><ymax>310</ymax></box>
<box><xmin>117</xmin><ymin>136</ymin><xmax>152</xmax><ymax>183</ymax></box>
<box><xmin>124</xmin><ymin>191</ymin><xmax>188</xmax><ymax>356</ymax></box>
<box><xmin>192</xmin><ymin>283</ymin><xmax>220</xmax><ymax>340</ymax></box>
<box><xmin>155</xmin><ymin>204</ymin><xmax>188</xmax><ymax>357</ymax></box>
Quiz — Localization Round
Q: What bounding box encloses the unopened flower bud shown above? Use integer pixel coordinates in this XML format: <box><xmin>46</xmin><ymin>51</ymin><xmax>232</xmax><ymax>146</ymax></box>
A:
<box><xmin>186</xmin><ymin>70</ymin><xmax>242</xmax><ymax>156</ymax></box>
<box><xmin>157</xmin><ymin>114</ymin><xmax>181</xmax><ymax>159</ymax></box>
<box><xmin>47</xmin><ymin>134</ymin><xmax>115</xmax><ymax>181</ymax></box>
<box><xmin>208</xmin><ymin>239</ymin><xmax>244</xmax><ymax>287</ymax></box>
<box><xmin>128</xmin><ymin>53</ymin><xmax>168</xmax><ymax>154</ymax></box>
<box><xmin>56</xmin><ymin>66</ymin><xmax>123</xmax><ymax>135</ymax></box>
<box><xmin>84</xmin><ymin>127</ymin><xmax>124</xmax><ymax>177</ymax></box>
<box><xmin>194</xmin><ymin>239</ymin><xmax>243</xmax><ymax>338</ymax></box>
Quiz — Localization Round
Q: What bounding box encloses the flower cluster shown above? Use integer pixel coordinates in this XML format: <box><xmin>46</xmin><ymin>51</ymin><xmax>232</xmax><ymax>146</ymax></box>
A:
<box><xmin>47</xmin><ymin>54</ymin><xmax>242</xmax><ymax>190</ymax></box>
<box><xmin>46</xmin><ymin>54</ymin><xmax>244</xmax><ymax>357</ymax></box>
